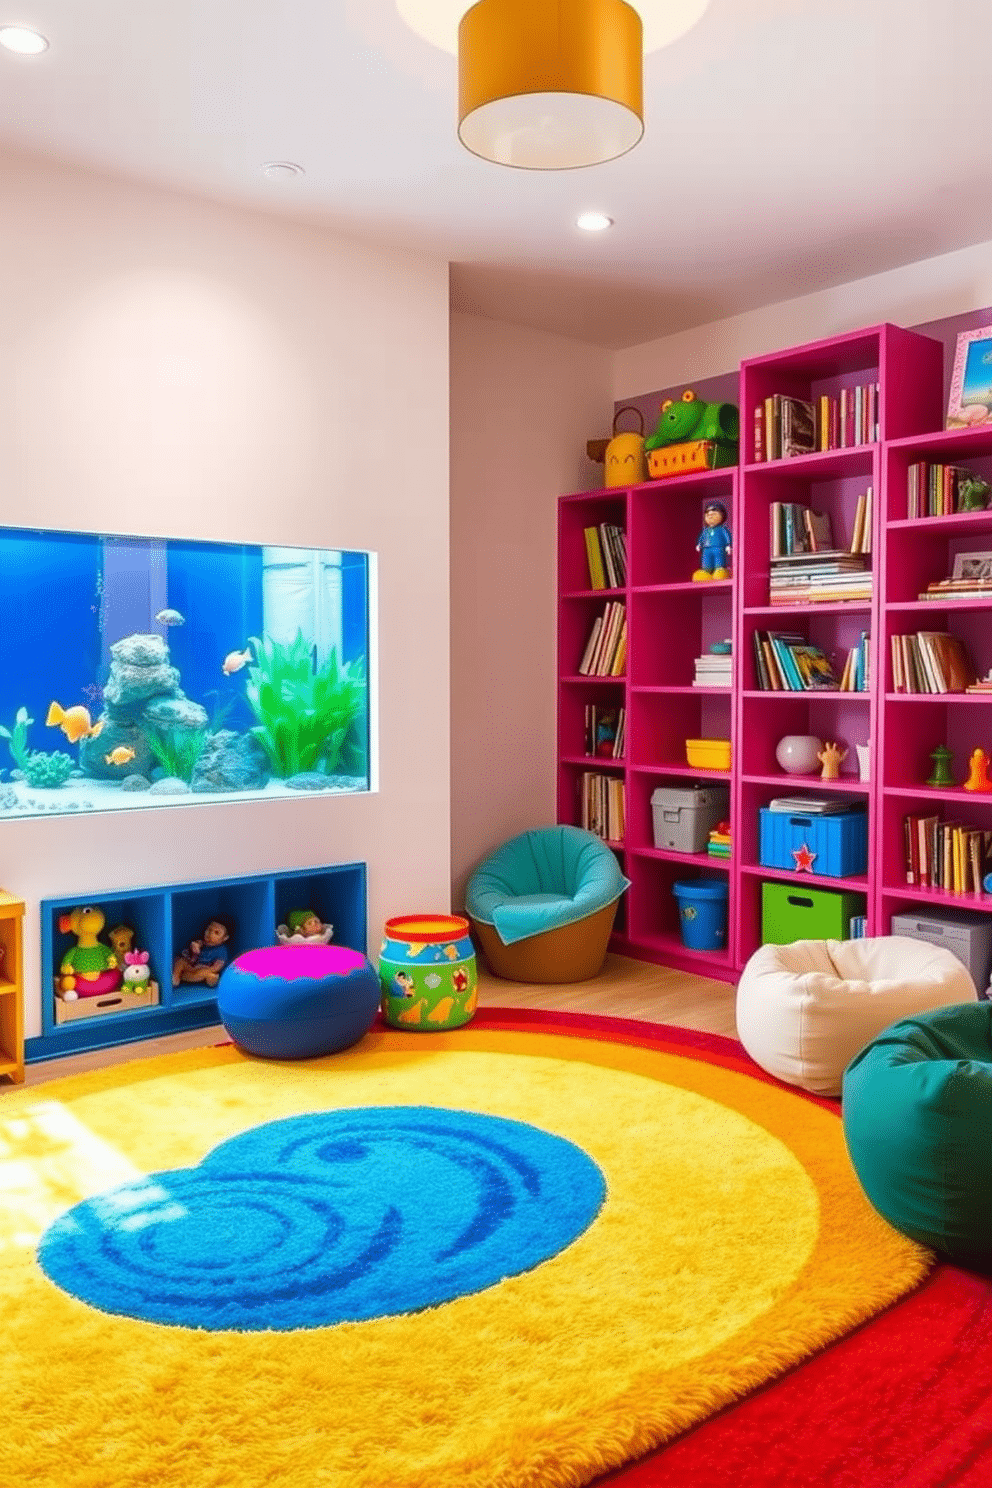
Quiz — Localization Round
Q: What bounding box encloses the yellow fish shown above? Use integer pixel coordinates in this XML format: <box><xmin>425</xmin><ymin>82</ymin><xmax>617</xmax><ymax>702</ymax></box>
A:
<box><xmin>222</xmin><ymin>646</ymin><xmax>253</xmax><ymax>675</ymax></box>
<box><xmin>46</xmin><ymin>701</ymin><xmax>104</xmax><ymax>744</ymax></box>
<box><xmin>105</xmin><ymin>746</ymin><xmax>136</xmax><ymax>767</ymax></box>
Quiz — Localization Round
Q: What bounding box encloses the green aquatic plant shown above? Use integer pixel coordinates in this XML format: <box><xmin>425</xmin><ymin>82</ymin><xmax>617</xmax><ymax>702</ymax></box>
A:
<box><xmin>147</xmin><ymin>726</ymin><xmax>207</xmax><ymax>784</ymax></box>
<box><xmin>0</xmin><ymin>707</ymin><xmax>33</xmax><ymax>772</ymax></box>
<box><xmin>243</xmin><ymin>630</ymin><xmax>366</xmax><ymax>779</ymax></box>
<box><xmin>22</xmin><ymin>750</ymin><xmax>75</xmax><ymax>788</ymax></box>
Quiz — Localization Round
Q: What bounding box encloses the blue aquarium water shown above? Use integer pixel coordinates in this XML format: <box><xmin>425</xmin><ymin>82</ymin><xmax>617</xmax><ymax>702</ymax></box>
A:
<box><xmin>0</xmin><ymin>526</ymin><xmax>371</xmax><ymax>819</ymax></box>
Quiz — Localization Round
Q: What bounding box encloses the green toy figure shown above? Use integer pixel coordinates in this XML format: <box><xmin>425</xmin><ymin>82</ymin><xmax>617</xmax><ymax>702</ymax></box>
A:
<box><xmin>644</xmin><ymin>389</ymin><xmax>740</xmax><ymax>462</ymax></box>
<box><xmin>693</xmin><ymin>500</ymin><xmax>732</xmax><ymax>580</ymax></box>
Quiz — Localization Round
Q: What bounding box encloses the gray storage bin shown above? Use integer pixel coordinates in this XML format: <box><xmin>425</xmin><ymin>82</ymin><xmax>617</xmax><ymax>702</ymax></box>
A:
<box><xmin>890</xmin><ymin>908</ymin><xmax>992</xmax><ymax>999</ymax></box>
<box><xmin>651</xmin><ymin>784</ymin><xmax>729</xmax><ymax>854</ymax></box>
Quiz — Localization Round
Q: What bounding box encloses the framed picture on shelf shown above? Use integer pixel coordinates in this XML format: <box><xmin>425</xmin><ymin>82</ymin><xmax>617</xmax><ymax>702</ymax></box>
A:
<box><xmin>947</xmin><ymin>327</ymin><xmax>992</xmax><ymax>429</ymax></box>
<box><xmin>951</xmin><ymin>550</ymin><xmax>992</xmax><ymax>582</ymax></box>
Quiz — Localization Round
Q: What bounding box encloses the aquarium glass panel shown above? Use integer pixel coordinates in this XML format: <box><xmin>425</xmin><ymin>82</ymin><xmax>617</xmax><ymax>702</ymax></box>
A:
<box><xmin>0</xmin><ymin>526</ymin><xmax>372</xmax><ymax>820</ymax></box>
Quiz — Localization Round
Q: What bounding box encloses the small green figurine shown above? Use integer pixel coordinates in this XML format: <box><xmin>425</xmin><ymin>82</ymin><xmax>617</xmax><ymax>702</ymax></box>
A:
<box><xmin>926</xmin><ymin>744</ymin><xmax>955</xmax><ymax>787</ymax></box>
<box><xmin>644</xmin><ymin>389</ymin><xmax>740</xmax><ymax>458</ymax></box>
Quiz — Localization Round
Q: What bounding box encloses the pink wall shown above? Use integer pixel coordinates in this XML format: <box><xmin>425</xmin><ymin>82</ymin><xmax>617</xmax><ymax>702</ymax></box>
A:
<box><xmin>0</xmin><ymin>146</ymin><xmax>451</xmax><ymax>1037</ymax></box>
<box><xmin>449</xmin><ymin>312</ymin><xmax>611</xmax><ymax>909</ymax></box>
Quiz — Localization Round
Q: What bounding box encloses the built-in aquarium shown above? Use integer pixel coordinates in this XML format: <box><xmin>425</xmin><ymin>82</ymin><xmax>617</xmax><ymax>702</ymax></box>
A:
<box><xmin>0</xmin><ymin>526</ymin><xmax>372</xmax><ymax>820</ymax></box>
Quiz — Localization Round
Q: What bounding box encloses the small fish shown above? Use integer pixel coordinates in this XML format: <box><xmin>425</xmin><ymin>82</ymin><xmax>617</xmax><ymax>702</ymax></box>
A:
<box><xmin>46</xmin><ymin>701</ymin><xmax>104</xmax><ymax>744</ymax></box>
<box><xmin>105</xmin><ymin>746</ymin><xmax>136</xmax><ymax>767</ymax></box>
<box><xmin>155</xmin><ymin>608</ymin><xmax>185</xmax><ymax>626</ymax></box>
<box><xmin>222</xmin><ymin>646</ymin><xmax>253</xmax><ymax>675</ymax></box>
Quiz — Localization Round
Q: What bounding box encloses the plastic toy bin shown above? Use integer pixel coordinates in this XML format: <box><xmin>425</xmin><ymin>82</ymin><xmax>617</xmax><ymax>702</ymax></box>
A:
<box><xmin>890</xmin><ymin>909</ymin><xmax>992</xmax><ymax>999</ymax></box>
<box><xmin>758</xmin><ymin>807</ymin><xmax>867</xmax><ymax>879</ymax></box>
<box><xmin>651</xmin><ymin>784</ymin><xmax>729</xmax><ymax>854</ymax></box>
<box><xmin>761</xmin><ymin>882</ymin><xmax>863</xmax><ymax>945</ymax></box>
<box><xmin>673</xmin><ymin>879</ymin><xmax>728</xmax><ymax>951</ymax></box>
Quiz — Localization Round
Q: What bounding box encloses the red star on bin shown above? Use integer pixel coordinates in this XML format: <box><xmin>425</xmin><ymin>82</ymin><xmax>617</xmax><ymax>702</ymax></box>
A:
<box><xmin>452</xmin><ymin>968</ymin><xmax>469</xmax><ymax>992</ymax></box>
<box><xmin>792</xmin><ymin>842</ymin><xmax>818</xmax><ymax>873</ymax></box>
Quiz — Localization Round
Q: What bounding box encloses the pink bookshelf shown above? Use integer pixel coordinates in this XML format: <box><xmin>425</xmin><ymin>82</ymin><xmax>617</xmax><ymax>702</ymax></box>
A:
<box><xmin>558</xmin><ymin>320</ymin><xmax>992</xmax><ymax>982</ymax></box>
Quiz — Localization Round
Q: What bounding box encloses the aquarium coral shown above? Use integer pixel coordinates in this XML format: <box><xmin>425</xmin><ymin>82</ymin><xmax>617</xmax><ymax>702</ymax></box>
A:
<box><xmin>22</xmin><ymin>751</ymin><xmax>75</xmax><ymax>788</ymax></box>
<box><xmin>244</xmin><ymin>630</ymin><xmax>366</xmax><ymax>779</ymax></box>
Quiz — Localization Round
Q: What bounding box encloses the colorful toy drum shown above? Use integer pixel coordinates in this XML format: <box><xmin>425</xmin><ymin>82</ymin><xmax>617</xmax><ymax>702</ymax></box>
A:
<box><xmin>379</xmin><ymin>914</ymin><xmax>478</xmax><ymax>1031</ymax></box>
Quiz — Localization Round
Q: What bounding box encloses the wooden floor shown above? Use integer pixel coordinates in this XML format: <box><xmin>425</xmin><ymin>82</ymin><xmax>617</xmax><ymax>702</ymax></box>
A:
<box><xmin>10</xmin><ymin>954</ymin><xmax>738</xmax><ymax>1090</ymax></box>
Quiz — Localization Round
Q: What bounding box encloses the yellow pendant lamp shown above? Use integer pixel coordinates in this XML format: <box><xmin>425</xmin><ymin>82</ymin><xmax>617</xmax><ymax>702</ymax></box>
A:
<box><xmin>457</xmin><ymin>0</ymin><xmax>644</xmax><ymax>170</ymax></box>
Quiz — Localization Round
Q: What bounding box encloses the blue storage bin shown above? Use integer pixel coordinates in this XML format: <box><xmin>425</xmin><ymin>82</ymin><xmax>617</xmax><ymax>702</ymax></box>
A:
<box><xmin>758</xmin><ymin>807</ymin><xmax>867</xmax><ymax>879</ymax></box>
<box><xmin>673</xmin><ymin>879</ymin><xmax>728</xmax><ymax>951</ymax></box>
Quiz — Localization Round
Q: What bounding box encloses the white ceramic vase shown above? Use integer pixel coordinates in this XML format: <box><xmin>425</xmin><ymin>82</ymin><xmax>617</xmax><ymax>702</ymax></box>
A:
<box><xmin>775</xmin><ymin>734</ymin><xmax>823</xmax><ymax>775</ymax></box>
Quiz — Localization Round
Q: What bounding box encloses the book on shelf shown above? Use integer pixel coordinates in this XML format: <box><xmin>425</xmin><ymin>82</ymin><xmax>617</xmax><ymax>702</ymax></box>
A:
<box><xmin>906</xmin><ymin>464</ymin><xmax>992</xmax><ymax>520</ymax></box>
<box><xmin>780</xmin><ymin>397</ymin><xmax>817</xmax><ymax>459</ymax></box>
<box><xmin>578</xmin><ymin>601</ymin><xmax>627</xmax><ymax>676</ymax></box>
<box><xmin>752</xmin><ymin>631</ymin><xmax>839</xmax><ymax>691</ymax></box>
<box><xmin>836</xmin><ymin>631</ymin><xmax>870</xmax><ymax>691</ymax></box>
<box><xmin>753</xmin><ymin>383</ymin><xmax>878</xmax><ymax>461</ymax></box>
<box><xmin>903</xmin><ymin>813</ymin><xmax>991</xmax><ymax>893</ymax></box>
<box><xmin>583</xmin><ymin>523</ymin><xmax>627</xmax><ymax>590</ymax></box>
<box><xmin>581</xmin><ymin>771</ymin><xmax>625</xmax><ymax>843</ymax></box>
<box><xmin>889</xmin><ymin>632</ymin><xmax>977</xmax><ymax>694</ymax></box>
<box><xmin>849</xmin><ymin>488</ymin><xmax>872</xmax><ymax>554</ymax></box>
<box><xmin>583</xmin><ymin>527</ymin><xmax>607</xmax><ymax>590</ymax></box>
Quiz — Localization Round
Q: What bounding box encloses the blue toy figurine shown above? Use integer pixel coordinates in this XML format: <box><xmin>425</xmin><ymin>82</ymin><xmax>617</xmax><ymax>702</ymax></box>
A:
<box><xmin>693</xmin><ymin>500</ymin><xmax>732</xmax><ymax>581</ymax></box>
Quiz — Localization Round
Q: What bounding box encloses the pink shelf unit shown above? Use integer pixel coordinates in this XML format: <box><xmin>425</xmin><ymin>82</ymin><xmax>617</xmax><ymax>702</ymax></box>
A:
<box><xmin>736</xmin><ymin>323</ymin><xmax>944</xmax><ymax>970</ymax></box>
<box><xmin>559</xmin><ymin>468</ymin><xmax>737</xmax><ymax>979</ymax></box>
<box><xmin>877</xmin><ymin>419</ymin><xmax>992</xmax><ymax>931</ymax></box>
<box><xmin>556</xmin><ymin>321</ymin><xmax>984</xmax><ymax>986</ymax></box>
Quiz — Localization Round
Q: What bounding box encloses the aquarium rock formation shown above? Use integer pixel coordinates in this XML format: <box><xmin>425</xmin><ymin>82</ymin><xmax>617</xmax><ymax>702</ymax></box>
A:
<box><xmin>191</xmin><ymin>729</ymin><xmax>270</xmax><ymax>793</ymax></box>
<box><xmin>78</xmin><ymin>633</ymin><xmax>209</xmax><ymax>781</ymax></box>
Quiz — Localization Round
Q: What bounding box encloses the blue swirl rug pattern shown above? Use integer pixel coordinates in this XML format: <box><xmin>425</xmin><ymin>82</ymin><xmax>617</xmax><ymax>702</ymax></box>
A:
<box><xmin>37</xmin><ymin>1104</ymin><xmax>607</xmax><ymax>1331</ymax></box>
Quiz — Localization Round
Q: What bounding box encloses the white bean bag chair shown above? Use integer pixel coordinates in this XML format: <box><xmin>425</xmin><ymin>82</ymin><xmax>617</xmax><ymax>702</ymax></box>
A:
<box><xmin>736</xmin><ymin>935</ymin><xmax>978</xmax><ymax>1096</ymax></box>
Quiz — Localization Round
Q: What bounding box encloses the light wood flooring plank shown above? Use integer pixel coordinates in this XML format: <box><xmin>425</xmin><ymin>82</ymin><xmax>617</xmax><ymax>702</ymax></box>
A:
<box><xmin>8</xmin><ymin>955</ymin><xmax>737</xmax><ymax>1091</ymax></box>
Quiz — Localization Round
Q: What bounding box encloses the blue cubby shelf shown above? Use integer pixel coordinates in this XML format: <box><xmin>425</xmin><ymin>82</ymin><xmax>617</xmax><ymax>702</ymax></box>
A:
<box><xmin>26</xmin><ymin>862</ymin><xmax>367</xmax><ymax>1063</ymax></box>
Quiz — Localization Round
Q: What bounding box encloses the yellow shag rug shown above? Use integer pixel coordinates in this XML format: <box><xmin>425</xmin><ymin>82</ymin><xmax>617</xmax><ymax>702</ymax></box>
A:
<box><xmin>0</xmin><ymin>1021</ymin><xmax>931</xmax><ymax>1488</ymax></box>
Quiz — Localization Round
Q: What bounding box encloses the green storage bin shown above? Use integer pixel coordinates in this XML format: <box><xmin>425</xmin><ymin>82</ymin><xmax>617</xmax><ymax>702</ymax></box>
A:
<box><xmin>761</xmin><ymin>880</ymin><xmax>864</xmax><ymax>945</ymax></box>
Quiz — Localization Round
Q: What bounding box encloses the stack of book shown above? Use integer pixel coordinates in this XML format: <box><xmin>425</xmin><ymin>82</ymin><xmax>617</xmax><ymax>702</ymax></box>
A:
<box><xmin>967</xmin><ymin>672</ymin><xmax>992</xmax><ymax>694</ymax></box>
<box><xmin>767</xmin><ymin>796</ymin><xmax>852</xmax><ymax>815</ymax></box>
<box><xmin>890</xmin><ymin>632</ymin><xmax>977</xmax><ymax>693</ymax></box>
<box><xmin>903</xmin><ymin>813</ymin><xmax>991</xmax><ymax>893</ymax></box>
<box><xmin>918</xmin><ymin>575</ymin><xmax>992</xmax><ymax>602</ymax></box>
<box><xmin>693</xmin><ymin>649</ymin><xmax>732</xmax><ymax>688</ymax></box>
<box><xmin>583</xmin><ymin>524</ymin><xmax>627</xmax><ymax>590</ymax></box>
<box><xmin>584</xmin><ymin>704</ymin><xmax>626</xmax><ymax>759</ymax></box>
<box><xmin>906</xmin><ymin>464</ymin><xmax>992</xmax><ymax>519</ymax></box>
<box><xmin>578</xmin><ymin>602</ymin><xmax>627</xmax><ymax>676</ymax></box>
<box><xmin>581</xmin><ymin>772</ymin><xmax>625</xmax><ymax>844</ymax></box>
<box><xmin>769</xmin><ymin>551</ymin><xmax>872</xmax><ymax>605</ymax></box>
<box><xmin>753</xmin><ymin>383</ymin><xmax>879</xmax><ymax>461</ymax></box>
<box><xmin>753</xmin><ymin>632</ymin><xmax>839</xmax><ymax>691</ymax></box>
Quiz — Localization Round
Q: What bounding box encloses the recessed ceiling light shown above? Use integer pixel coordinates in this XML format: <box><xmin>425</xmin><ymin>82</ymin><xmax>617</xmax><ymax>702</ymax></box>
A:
<box><xmin>396</xmin><ymin>1</ymin><xmax>710</xmax><ymax>55</ymax></box>
<box><xmin>0</xmin><ymin>24</ymin><xmax>49</xmax><ymax>54</ymax></box>
<box><xmin>577</xmin><ymin>212</ymin><xmax>614</xmax><ymax>233</ymax></box>
<box><xmin>260</xmin><ymin>161</ymin><xmax>306</xmax><ymax>180</ymax></box>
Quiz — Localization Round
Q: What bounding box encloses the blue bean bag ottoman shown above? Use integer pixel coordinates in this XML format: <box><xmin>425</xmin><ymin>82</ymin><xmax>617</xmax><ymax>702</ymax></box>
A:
<box><xmin>842</xmin><ymin>1001</ymin><xmax>992</xmax><ymax>1262</ymax></box>
<box><xmin>217</xmin><ymin>944</ymin><xmax>380</xmax><ymax>1060</ymax></box>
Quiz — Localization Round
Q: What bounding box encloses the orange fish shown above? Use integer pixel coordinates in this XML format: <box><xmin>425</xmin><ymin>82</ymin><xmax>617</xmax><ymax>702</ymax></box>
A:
<box><xmin>105</xmin><ymin>746</ymin><xmax>136</xmax><ymax>767</ymax></box>
<box><xmin>46</xmin><ymin>701</ymin><xmax>104</xmax><ymax>744</ymax></box>
<box><xmin>222</xmin><ymin>646</ymin><xmax>253</xmax><ymax>675</ymax></box>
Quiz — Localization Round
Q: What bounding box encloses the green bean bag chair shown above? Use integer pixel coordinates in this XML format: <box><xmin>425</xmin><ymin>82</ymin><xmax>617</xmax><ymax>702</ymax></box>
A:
<box><xmin>465</xmin><ymin>825</ymin><xmax>631</xmax><ymax>983</ymax></box>
<box><xmin>842</xmin><ymin>1001</ymin><xmax>992</xmax><ymax>1262</ymax></box>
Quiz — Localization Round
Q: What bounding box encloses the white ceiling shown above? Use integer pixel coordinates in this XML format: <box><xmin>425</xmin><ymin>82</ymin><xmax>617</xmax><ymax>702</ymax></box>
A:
<box><xmin>1</xmin><ymin>0</ymin><xmax>990</xmax><ymax>350</ymax></box>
